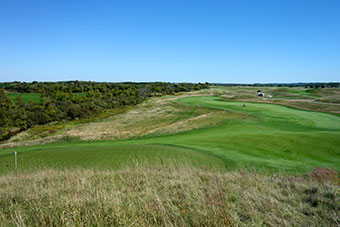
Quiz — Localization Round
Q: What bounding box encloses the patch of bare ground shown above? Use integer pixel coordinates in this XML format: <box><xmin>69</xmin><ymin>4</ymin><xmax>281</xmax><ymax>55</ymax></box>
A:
<box><xmin>0</xmin><ymin>165</ymin><xmax>338</xmax><ymax>226</ymax></box>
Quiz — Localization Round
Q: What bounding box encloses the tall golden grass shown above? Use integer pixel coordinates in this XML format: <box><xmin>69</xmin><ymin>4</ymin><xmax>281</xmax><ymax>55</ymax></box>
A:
<box><xmin>0</xmin><ymin>165</ymin><xmax>338</xmax><ymax>226</ymax></box>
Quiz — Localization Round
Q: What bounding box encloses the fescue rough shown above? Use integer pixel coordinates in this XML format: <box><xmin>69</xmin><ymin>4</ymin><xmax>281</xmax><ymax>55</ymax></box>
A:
<box><xmin>0</xmin><ymin>166</ymin><xmax>339</xmax><ymax>226</ymax></box>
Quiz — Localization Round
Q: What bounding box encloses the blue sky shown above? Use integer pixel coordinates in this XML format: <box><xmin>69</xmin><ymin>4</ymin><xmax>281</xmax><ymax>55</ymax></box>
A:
<box><xmin>0</xmin><ymin>0</ymin><xmax>339</xmax><ymax>83</ymax></box>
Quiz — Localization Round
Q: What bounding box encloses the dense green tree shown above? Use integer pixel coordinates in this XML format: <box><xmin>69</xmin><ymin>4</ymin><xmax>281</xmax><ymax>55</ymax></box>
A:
<box><xmin>0</xmin><ymin>89</ymin><xmax>14</xmax><ymax>127</ymax></box>
<box><xmin>13</xmin><ymin>95</ymin><xmax>28</xmax><ymax>130</ymax></box>
<box><xmin>0</xmin><ymin>89</ymin><xmax>15</xmax><ymax>140</ymax></box>
<box><xmin>0</xmin><ymin>82</ymin><xmax>210</xmax><ymax>141</ymax></box>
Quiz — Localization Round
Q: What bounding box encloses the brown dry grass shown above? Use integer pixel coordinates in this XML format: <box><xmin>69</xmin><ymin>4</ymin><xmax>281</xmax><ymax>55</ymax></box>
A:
<box><xmin>51</xmin><ymin>90</ymin><xmax>238</xmax><ymax>141</ymax></box>
<box><xmin>0</xmin><ymin>165</ymin><xmax>339</xmax><ymax>226</ymax></box>
<box><xmin>64</xmin><ymin>104</ymin><xmax>235</xmax><ymax>141</ymax></box>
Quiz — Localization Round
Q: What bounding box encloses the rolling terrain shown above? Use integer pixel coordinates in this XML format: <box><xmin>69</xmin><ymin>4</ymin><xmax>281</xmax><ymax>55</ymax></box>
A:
<box><xmin>0</xmin><ymin>86</ymin><xmax>339</xmax><ymax>226</ymax></box>
<box><xmin>1</xmin><ymin>89</ymin><xmax>340</xmax><ymax>174</ymax></box>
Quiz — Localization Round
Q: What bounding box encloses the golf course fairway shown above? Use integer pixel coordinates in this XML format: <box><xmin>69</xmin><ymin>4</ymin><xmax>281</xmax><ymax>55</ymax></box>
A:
<box><xmin>1</xmin><ymin>96</ymin><xmax>339</xmax><ymax>174</ymax></box>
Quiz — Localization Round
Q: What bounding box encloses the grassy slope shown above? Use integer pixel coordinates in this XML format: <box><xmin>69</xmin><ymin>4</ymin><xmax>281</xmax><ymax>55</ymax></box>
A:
<box><xmin>4</xmin><ymin>86</ymin><xmax>339</xmax><ymax>147</ymax></box>
<box><xmin>129</xmin><ymin>96</ymin><xmax>340</xmax><ymax>173</ymax></box>
<box><xmin>1</xmin><ymin>96</ymin><xmax>339</xmax><ymax>175</ymax></box>
<box><xmin>1</xmin><ymin>88</ymin><xmax>339</xmax><ymax>226</ymax></box>
<box><xmin>7</xmin><ymin>93</ymin><xmax>40</xmax><ymax>103</ymax></box>
<box><xmin>0</xmin><ymin>143</ymin><xmax>224</xmax><ymax>174</ymax></box>
<box><xmin>0</xmin><ymin>166</ymin><xmax>338</xmax><ymax>226</ymax></box>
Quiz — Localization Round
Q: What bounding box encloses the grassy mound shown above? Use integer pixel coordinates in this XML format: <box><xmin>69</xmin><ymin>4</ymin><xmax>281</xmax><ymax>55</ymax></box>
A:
<box><xmin>1</xmin><ymin>96</ymin><xmax>340</xmax><ymax>174</ymax></box>
<box><xmin>0</xmin><ymin>143</ymin><xmax>223</xmax><ymax>175</ymax></box>
<box><xmin>0</xmin><ymin>166</ymin><xmax>338</xmax><ymax>226</ymax></box>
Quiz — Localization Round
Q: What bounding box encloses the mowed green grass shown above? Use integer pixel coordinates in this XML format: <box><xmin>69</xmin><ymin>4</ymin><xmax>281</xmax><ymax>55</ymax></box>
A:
<box><xmin>8</xmin><ymin>92</ymin><xmax>86</xmax><ymax>104</ymax></box>
<box><xmin>8</xmin><ymin>93</ymin><xmax>40</xmax><ymax>103</ymax></box>
<box><xmin>1</xmin><ymin>96</ymin><xmax>340</xmax><ymax>174</ymax></box>
<box><xmin>122</xmin><ymin>96</ymin><xmax>340</xmax><ymax>173</ymax></box>
<box><xmin>169</xmin><ymin>97</ymin><xmax>340</xmax><ymax>172</ymax></box>
<box><xmin>0</xmin><ymin>143</ymin><xmax>224</xmax><ymax>174</ymax></box>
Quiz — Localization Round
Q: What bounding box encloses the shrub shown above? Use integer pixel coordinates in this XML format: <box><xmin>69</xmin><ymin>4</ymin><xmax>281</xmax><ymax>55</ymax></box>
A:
<box><xmin>308</xmin><ymin>167</ymin><xmax>339</xmax><ymax>185</ymax></box>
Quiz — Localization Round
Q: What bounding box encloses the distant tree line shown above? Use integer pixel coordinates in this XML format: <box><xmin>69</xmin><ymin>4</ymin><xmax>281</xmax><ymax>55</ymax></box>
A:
<box><xmin>0</xmin><ymin>81</ymin><xmax>210</xmax><ymax>93</ymax></box>
<box><xmin>0</xmin><ymin>81</ymin><xmax>209</xmax><ymax>141</ymax></box>
<box><xmin>211</xmin><ymin>82</ymin><xmax>340</xmax><ymax>88</ymax></box>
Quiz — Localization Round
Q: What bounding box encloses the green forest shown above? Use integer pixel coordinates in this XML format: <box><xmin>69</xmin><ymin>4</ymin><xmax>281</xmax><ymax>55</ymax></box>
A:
<box><xmin>0</xmin><ymin>81</ymin><xmax>209</xmax><ymax>141</ymax></box>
